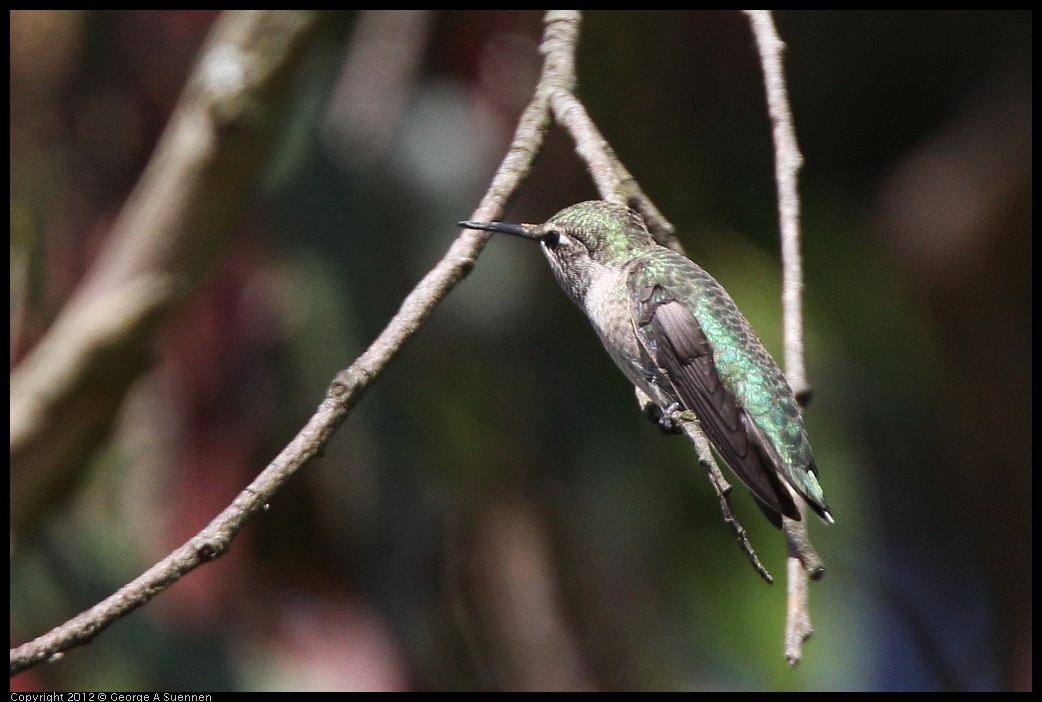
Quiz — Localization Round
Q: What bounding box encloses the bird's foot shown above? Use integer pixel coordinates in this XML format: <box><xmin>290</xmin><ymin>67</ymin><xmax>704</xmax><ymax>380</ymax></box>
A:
<box><xmin>646</xmin><ymin>401</ymin><xmax>685</xmax><ymax>435</ymax></box>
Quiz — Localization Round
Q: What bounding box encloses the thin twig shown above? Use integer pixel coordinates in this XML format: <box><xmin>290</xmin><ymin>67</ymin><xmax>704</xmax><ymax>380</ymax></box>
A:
<box><xmin>784</xmin><ymin>541</ymin><xmax>814</xmax><ymax>665</ymax></box>
<box><xmin>634</xmin><ymin>391</ymin><xmax>774</xmax><ymax>583</ymax></box>
<box><xmin>681</xmin><ymin>414</ymin><xmax>774</xmax><ymax>583</ymax></box>
<box><xmin>548</xmin><ymin>91</ymin><xmax>679</xmax><ymax>251</ymax></box>
<box><xmin>745</xmin><ymin>9</ymin><xmax>825</xmax><ymax>666</ymax></box>
<box><xmin>744</xmin><ymin>10</ymin><xmax>809</xmax><ymax>400</ymax></box>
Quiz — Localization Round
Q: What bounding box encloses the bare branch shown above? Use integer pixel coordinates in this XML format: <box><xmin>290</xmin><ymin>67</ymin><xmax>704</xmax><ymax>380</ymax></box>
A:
<box><xmin>548</xmin><ymin>90</ymin><xmax>679</xmax><ymax>251</ymax></box>
<box><xmin>784</xmin><ymin>541</ymin><xmax>815</xmax><ymax>665</ymax></box>
<box><xmin>744</xmin><ymin>9</ymin><xmax>809</xmax><ymax>400</ymax></box>
<box><xmin>745</xmin><ymin>9</ymin><xmax>825</xmax><ymax>666</ymax></box>
<box><xmin>681</xmin><ymin>413</ymin><xmax>775</xmax><ymax>584</ymax></box>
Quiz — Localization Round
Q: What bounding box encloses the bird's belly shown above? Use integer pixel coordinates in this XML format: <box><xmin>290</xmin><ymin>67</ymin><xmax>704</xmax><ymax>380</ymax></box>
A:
<box><xmin>583</xmin><ymin>275</ymin><xmax>674</xmax><ymax>408</ymax></box>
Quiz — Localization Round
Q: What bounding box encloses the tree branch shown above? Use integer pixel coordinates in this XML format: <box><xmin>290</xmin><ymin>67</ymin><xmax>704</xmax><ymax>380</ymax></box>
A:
<box><xmin>744</xmin><ymin>10</ymin><xmax>810</xmax><ymax>401</ymax></box>
<box><xmin>745</xmin><ymin>9</ymin><xmax>825</xmax><ymax>666</ymax></box>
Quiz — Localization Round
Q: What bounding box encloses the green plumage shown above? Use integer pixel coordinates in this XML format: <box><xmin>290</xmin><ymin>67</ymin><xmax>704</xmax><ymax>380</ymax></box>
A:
<box><xmin>461</xmin><ymin>201</ymin><xmax>832</xmax><ymax>525</ymax></box>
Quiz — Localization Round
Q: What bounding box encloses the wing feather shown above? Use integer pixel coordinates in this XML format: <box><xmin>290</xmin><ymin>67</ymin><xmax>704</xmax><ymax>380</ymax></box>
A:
<box><xmin>630</xmin><ymin>273</ymin><xmax>800</xmax><ymax>522</ymax></box>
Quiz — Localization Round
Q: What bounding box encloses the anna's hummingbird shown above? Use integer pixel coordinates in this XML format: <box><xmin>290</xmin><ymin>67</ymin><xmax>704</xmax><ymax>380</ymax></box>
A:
<box><xmin>461</xmin><ymin>201</ymin><xmax>832</xmax><ymax>525</ymax></box>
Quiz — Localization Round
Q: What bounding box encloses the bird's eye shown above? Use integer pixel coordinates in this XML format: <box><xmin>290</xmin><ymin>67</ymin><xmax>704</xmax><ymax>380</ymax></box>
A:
<box><xmin>543</xmin><ymin>230</ymin><xmax>569</xmax><ymax>250</ymax></box>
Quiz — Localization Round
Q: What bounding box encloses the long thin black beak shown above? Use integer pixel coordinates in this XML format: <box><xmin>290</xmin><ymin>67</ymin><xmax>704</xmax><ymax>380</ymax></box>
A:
<box><xmin>459</xmin><ymin>220</ymin><xmax>542</xmax><ymax>241</ymax></box>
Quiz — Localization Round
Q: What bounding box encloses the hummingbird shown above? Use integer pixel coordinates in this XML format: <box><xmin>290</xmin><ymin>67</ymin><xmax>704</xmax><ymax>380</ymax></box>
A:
<box><xmin>461</xmin><ymin>201</ymin><xmax>832</xmax><ymax>526</ymax></box>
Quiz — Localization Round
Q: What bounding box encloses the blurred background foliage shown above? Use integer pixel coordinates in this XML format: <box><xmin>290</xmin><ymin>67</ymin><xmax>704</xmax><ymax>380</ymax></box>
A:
<box><xmin>10</xmin><ymin>10</ymin><xmax>1031</xmax><ymax>691</ymax></box>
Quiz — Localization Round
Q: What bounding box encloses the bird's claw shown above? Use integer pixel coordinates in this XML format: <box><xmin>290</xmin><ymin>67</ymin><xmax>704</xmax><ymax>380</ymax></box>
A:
<box><xmin>647</xmin><ymin>401</ymin><xmax>685</xmax><ymax>435</ymax></box>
